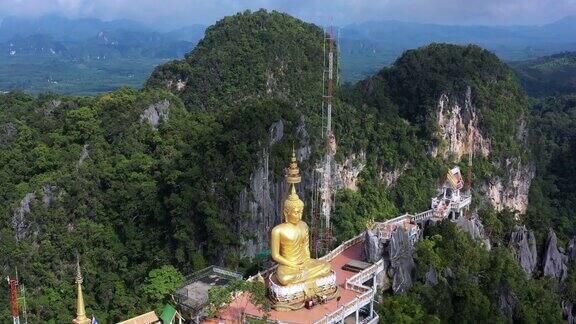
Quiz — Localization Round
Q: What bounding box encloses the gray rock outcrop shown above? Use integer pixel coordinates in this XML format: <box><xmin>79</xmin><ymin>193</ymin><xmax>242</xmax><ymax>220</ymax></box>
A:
<box><xmin>379</xmin><ymin>163</ymin><xmax>409</xmax><ymax>188</ymax></box>
<box><xmin>567</xmin><ymin>238</ymin><xmax>576</xmax><ymax>264</ymax></box>
<box><xmin>425</xmin><ymin>265</ymin><xmax>438</xmax><ymax>286</ymax></box>
<box><xmin>269</xmin><ymin>120</ymin><xmax>284</xmax><ymax>146</ymax></box>
<box><xmin>295</xmin><ymin>117</ymin><xmax>311</xmax><ymax>162</ymax></box>
<box><xmin>78</xmin><ymin>144</ymin><xmax>90</xmax><ymax>166</ymax></box>
<box><xmin>563</xmin><ymin>301</ymin><xmax>574</xmax><ymax>324</ymax></box>
<box><xmin>140</xmin><ymin>100</ymin><xmax>170</xmax><ymax>130</ymax></box>
<box><xmin>388</xmin><ymin>226</ymin><xmax>415</xmax><ymax>294</ymax></box>
<box><xmin>455</xmin><ymin>212</ymin><xmax>491</xmax><ymax>250</ymax></box>
<box><xmin>237</xmin><ymin>120</ymin><xmax>291</xmax><ymax>257</ymax></box>
<box><xmin>499</xmin><ymin>286</ymin><xmax>518</xmax><ymax>319</ymax></box>
<box><xmin>543</xmin><ymin>228</ymin><xmax>568</xmax><ymax>281</ymax></box>
<box><xmin>334</xmin><ymin>151</ymin><xmax>366</xmax><ymax>191</ymax></box>
<box><xmin>42</xmin><ymin>184</ymin><xmax>56</xmax><ymax>207</ymax></box>
<box><xmin>432</xmin><ymin>87</ymin><xmax>491</xmax><ymax>161</ymax></box>
<box><xmin>12</xmin><ymin>192</ymin><xmax>36</xmax><ymax>241</ymax></box>
<box><xmin>1</xmin><ymin>122</ymin><xmax>17</xmax><ymax>147</ymax></box>
<box><xmin>363</xmin><ymin>229</ymin><xmax>382</xmax><ymax>263</ymax></box>
<box><xmin>443</xmin><ymin>267</ymin><xmax>455</xmax><ymax>283</ymax></box>
<box><xmin>43</xmin><ymin>99</ymin><xmax>61</xmax><ymax>117</ymax></box>
<box><xmin>483</xmin><ymin>157</ymin><xmax>535</xmax><ymax>214</ymax></box>
<box><xmin>508</xmin><ymin>225</ymin><xmax>538</xmax><ymax>278</ymax></box>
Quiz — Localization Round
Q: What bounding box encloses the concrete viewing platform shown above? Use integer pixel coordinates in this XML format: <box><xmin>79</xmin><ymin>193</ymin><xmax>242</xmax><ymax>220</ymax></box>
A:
<box><xmin>203</xmin><ymin>166</ymin><xmax>472</xmax><ymax>323</ymax></box>
<box><xmin>211</xmin><ymin>237</ymin><xmax>382</xmax><ymax>324</ymax></box>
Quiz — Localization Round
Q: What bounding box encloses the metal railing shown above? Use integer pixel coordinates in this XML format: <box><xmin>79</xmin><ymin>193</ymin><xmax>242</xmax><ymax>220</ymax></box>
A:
<box><xmin>456</xmin><ymin>195</ymin><xmax>472</xmax><ymax>209</ymax></box>
<box><xmin>313</xmin><ymin>259</ymin><xmax>384</xmax><ymax>323</ymax></box>
<box><xmin>239</xmin><ymin>191</ymin><xmax>473</xmax><ymax>323</ymax></box>
<box><xmin>412</xmin><ymin>209</ymin><xmax>433</xmax><ymax>223</ymax></box>
<box><xmin>320</xmin><ymin>233</ymin><xmax>364</xmax><ymax>262</ymax></box>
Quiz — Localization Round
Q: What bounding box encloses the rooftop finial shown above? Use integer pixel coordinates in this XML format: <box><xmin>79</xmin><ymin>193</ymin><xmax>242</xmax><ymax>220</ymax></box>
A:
<box><xmin>285</xmin><ymin>147</ymin><xmax>301</xmax><ymax>185</ymax></box>
<box><xmin>75</xmin><ymin>260</ymin><xmax>83</xmax><ymax>285</ymax></box>
<box><xmin>72</xmin><ymin>260</ymin><xmax>90</xmax><ymax>324</ymax></box>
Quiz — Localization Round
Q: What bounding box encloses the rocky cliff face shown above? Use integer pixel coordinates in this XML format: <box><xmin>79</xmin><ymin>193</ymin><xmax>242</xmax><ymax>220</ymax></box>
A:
<box><xmin>379</xmin><ymin>163</ymin><xmax>409</xmax><ymax>188</ymax></box>
<box><xmin>236</xmin><ymin>117</ymin><xmax>367</xmax><ymax>257</ymax></box>
<box><xmin>489</xmin><ymin>164</ymin><xmax>533</xmax><ymax>216</ymax></box>
<box><xmin>333</xmin><ymin>151</ymin><xmax>366</xmax><ymax>191</ymax></box>
<box><xmin>11</xmin><ymin>184</ymin><xmax>56</xmax><ymax>242</ymax></box>
<box><xmin>237</xmin><ymin>151</ymin><xmax>286</xmax><ymax>258</ymax></box>
<box><xmin>432</xmin><ymin>87</ymin><xmax>491</xmax><ymax>161</ymax></box>
<box><xmin>432</xmin><ymin>87</ymin><xmax>534</xmax><ymax>214</ymax></box>
<box><xmin>140</xmin><ymin>100</ymin><xmax>171</xmax><ymax>130</ymax></box>
<box><xmin>482</xmin><ymin>158</ymin><xmax>534</xmax><ymax>214</ymax></box>
<box><xmin>12</xmin><ymin>192</ymin><xmax>36</xmax><ymax>242</ymax></box>
<box><xmin>1</xmin><ymin>122</ymin><xmax>17</xmax><ymax>147</ymax></box>
<box><xmin>508</xmin><ymin>225</ymin><xmax>538</xmax><ymax>278</ymax></box>
<box><xmin>543</xmin><ymin>228</ymin><xmax>568</xmax><ymax>281</ymax></box>
<box><xmin>387</xmin><ymin>226</ymin><xmax>415</xmax><ymax>294</ymax></box>
<box><xmin>363</xmin><ymin>229</ymin><xmax>382</xmax><ymax>263</ymax></box>
<box><xmin>455</xmin><ymin>212</ymin><xmax>491</xmax><ymax>250</ymax></box>
<box><xmin>237</xmin><ymin>119</ymin><xmax>288</xmax><ymax>258</ymax></box>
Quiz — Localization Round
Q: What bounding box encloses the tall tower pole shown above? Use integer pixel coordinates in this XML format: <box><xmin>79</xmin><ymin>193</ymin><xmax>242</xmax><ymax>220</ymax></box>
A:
<box><xmin>7</xmin><ymin>276</ymin><xmax>20</xmax><ymax>324</ymax></box>
<box><xmin>466</xmin><ymin>126</ymin><xmax>474</xmax><ymax>196</ymax></box>
<box><xmin>326</xmin><ymin>25</ymin><xmax>334</xmax><ymax>134</ymax></box>
<box><xmin>320</xmin><ymin>25</ymin><xmax>337</xmax><ymax>252</ymax></box>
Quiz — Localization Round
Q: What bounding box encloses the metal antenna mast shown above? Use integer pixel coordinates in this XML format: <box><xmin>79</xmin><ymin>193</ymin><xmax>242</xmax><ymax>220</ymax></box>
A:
<box><xmin>466</xmin><ymin>125</ymin><xmax>474</xmax><ymax>219</ymax></box>
<box><xmin>319</xmin><ymin>24</ymin><xmax>337</xmax><ymax>253</ymax></box>
<box><xmin>466</xmin><ymin>126</ymin><xmax>474</xmax><ymax>195</ymax></box>
<box><xmin>7</xmin><ymin>274</ymin><xmax>20</xmax><ymax>324</ymax></box>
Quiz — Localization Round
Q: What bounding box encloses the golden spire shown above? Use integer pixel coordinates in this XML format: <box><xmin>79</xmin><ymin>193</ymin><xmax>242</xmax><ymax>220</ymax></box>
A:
<box><xmin>284</xmin><ymin>148</ymin><xmax>304</xmax><ymax>213</ymax></box>
<box><xmin>285</xmin><ymin>147</ymin><xmax>301</xmax><ymax>185</ymax></box>
<box><xmin>72</xmin><ymin>261</ymin><xmax>91</xmax><ymax>324</ymax></box>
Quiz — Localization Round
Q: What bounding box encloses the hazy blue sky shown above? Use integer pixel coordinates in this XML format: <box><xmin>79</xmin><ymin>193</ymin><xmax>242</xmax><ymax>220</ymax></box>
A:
<box><xmin>0</xmin><ymin>0</ymin><xmax>575</xmax><ymax>29</ymax></box>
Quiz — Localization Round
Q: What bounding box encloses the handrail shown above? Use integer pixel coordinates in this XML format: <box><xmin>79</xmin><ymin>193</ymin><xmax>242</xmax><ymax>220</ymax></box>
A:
<box><xmin>313</xmin><ymin>259</ymin><xmax>384</xmax><ymax>323</ymax></box>
<box><xmin>239</xmin><ymin>192</ymin><xmax>473</xmax><ymax>322</ymax></box>
<box><xmin>320</xmin><ymin>233</ymin><xmax>364</xmax><ymax>262</ymax></box>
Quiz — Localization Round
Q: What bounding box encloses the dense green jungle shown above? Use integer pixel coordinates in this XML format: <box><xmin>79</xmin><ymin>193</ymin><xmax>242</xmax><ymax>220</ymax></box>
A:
<box><xmin>1</xmin><ymin>10</ymin><xmax>575</xmax><ymax>323</ymax></box>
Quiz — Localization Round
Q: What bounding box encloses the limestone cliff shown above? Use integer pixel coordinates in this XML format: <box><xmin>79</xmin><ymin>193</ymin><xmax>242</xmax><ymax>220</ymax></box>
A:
<box><xmin>236</xmin><ymin>117</ymin><xmax>366</xmax><ymax>257</ymax></box>
<box><xmin>543</xmin><ymin>228</ymin><xmax>568</xmax><ymax>281</ymax></box>
<box><xmin>482</xmin><ymin>158</ymin><xmax>534</xmax><ymax>214</ymax></box>
<box><xmin>432</xmin><ymin>87</ymin><xmax>491</xmax><ymax>161</ymax></box>
<box><xmin>140</xmin><ymin>99</ymin><xmax>171</xmax><ymax>130</ymax></box>
<box><xmin>432</xmin><ymin>87</ymin><xmax>534</xmax><ymax>214</ymax></box>
<box><xmin>508</xmin><ymin>225</ymin><xmax>538</xmax><ymax>278</ymax></box>
<box><xmin>11</xmin><ymin>184</ymin><xmax>56</xmax><ymax>242</ymax></box>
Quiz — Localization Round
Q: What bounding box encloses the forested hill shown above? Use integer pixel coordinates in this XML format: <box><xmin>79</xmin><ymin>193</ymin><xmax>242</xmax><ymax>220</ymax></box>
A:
<box><xmin>146</xmin><ymin>10</ymin><xmax>326</xmax><ymax>111</ymax></box>
<box><xmin>0</xmin><ymin>10</ymin><xmax>573</xmax><ymax>323</ymax></box>
<box><xmin>511</xmin><ymin>51</ymin><xmax>576</xmax><ymax>97</ymax></box>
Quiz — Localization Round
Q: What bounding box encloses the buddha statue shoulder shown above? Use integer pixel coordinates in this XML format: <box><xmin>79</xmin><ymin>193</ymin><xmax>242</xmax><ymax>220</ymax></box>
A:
<box><xmin>270</xmin><ymin>150</ymin><xmax>331</xmax><ymax>286</ymax></box>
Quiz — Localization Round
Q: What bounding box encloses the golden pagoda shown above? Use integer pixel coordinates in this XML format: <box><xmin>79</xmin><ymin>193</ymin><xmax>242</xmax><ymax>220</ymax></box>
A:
<box><xmin>72</xmin><ymin>261</ymin><xmax>91</xmax><ymax>324</ymax></box>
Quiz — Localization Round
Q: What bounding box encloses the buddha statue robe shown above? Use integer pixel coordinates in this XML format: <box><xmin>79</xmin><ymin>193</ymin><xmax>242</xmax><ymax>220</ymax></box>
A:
<box><xmin>271</xmin><ymin>185</ymin><xmax>332</xmax><ymax>286</ymax></box>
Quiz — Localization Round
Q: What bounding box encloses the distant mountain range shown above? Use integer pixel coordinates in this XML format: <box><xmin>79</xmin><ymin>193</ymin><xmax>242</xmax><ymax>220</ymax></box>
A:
<box><xmin>511</xmin><ymin>51</ymin><xmax>576</xmax><ymax>97</ymax></box>
<box><xmin>339</xmin><ymin>16</ymin><xmax>576</xmax><ymax>82</ymax></box>
<box><xmin>1</xmin><ymin>14</ymin><xmax>576</xmax><ymax>93</ymax></box>
<box><xmin>0</xmin><ymin>15</ymin><xmax>206</xmax><ymax>94</ymax></box>
<box><xmin>0</xmin><ymin>15</ymin><xmax>205</xmax><ymax>60</ymax></box>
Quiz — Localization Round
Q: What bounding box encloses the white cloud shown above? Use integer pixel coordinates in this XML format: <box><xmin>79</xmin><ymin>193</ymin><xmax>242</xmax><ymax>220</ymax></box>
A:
<box><xmin>0</xmin><ymin>0</ymin><xmax>574</xmax><ymax>27</ymax></box>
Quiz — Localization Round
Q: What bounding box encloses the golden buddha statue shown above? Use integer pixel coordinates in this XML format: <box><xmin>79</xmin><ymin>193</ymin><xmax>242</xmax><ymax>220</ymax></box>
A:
<box><xmin>270</xmin><ymin>150</ymin><xmax>332</xmax><ymax>286</ymax></box>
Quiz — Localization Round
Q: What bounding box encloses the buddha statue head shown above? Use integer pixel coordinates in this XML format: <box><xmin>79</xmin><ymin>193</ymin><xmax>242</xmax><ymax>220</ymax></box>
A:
<box><xmin>284</xmin><ymin>185</ymin><xmax>304</xmax><ymax>224</ymax></box>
